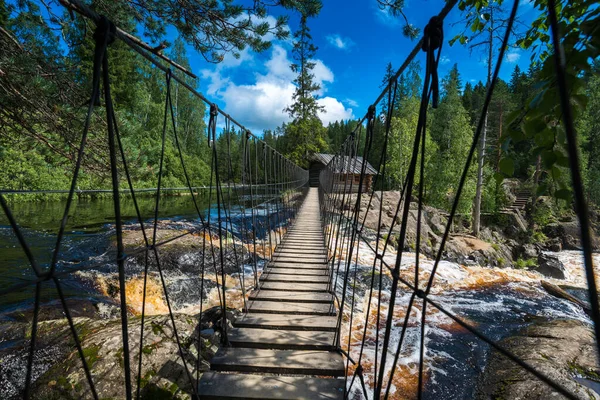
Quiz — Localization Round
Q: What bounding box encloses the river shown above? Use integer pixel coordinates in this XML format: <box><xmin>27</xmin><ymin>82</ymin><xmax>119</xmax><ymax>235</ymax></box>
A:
<box><xmin>0</xmin><ymin>196</ymin><xmax>597</xmax><ymax>399</ymax></box>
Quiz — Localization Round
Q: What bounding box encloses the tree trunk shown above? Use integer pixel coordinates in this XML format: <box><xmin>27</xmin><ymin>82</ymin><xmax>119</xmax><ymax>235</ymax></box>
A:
<box><xmin>473</xmin><ymin>112</ymin><xmax>487</xmax><ymax>236</ymax></box>
<box><xmin>472</xmin><ymin>22</ymin><xmax>494</xmax><ymax>237</ymax></box>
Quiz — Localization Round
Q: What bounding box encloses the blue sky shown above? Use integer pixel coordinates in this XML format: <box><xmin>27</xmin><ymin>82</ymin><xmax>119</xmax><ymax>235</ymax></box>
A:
<box><xmin>180</xmin><ymin>0</ymin><xmax>540</xmax><ymax>133</ymax></box>
<box><xmin>40</xmin><ymin>0</ymin><xmax>539</xmax><ymax>133</ymax></box>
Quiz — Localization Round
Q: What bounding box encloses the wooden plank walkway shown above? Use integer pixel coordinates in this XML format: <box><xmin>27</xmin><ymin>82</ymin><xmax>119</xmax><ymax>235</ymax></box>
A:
<box><xmin>198</xmin><ymin>188</ymin><xmax>344</xmax><ymax>399</ymax></box>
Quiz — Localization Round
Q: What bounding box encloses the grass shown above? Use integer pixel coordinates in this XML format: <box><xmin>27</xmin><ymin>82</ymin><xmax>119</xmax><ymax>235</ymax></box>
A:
<box><xmin>514</xmin><ymin>258</ymin><xmax>537</xmax><ymax>270</ymax></box>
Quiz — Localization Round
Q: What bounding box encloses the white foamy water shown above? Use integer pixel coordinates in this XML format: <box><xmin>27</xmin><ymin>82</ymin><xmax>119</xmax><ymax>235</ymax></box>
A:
<box><xmin>329</xmin><ymin>231</ymin><xmax>595</xmax><ymax>399</ymax></box>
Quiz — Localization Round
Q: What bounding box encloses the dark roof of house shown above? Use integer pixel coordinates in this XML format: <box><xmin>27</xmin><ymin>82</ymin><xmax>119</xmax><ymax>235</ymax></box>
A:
<box><xmin>309</xmin><ymin>153</ymin><xmax>378</xmax><ymax>175</ymax></box>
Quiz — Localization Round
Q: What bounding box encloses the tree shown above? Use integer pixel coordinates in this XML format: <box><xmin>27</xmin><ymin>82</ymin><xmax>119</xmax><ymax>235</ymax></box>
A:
<box><xmin>375</xmin><ymin>0</ymin><xmax>420</xmax><ymax>38</ymax></box>
<box><xmin>450</xmin><ymin>0</ymin><xmax>524</xmax><ymax>236</ymax></box>
<box><xmin>38</xmin><ymin>0</ymin><xmax>321</xmax><ymax>63</ymax></box>
<box><xmin>282</xmin><ymin>14</ymin><xmax>327</xmax><ymax>165</ymax></box>
<box><xmin>0</xmin><ymin>0</ymin><xmax>8</xmax><ymax>27</ymax></box>
<box><xmin>579</xmin><ymin>63</ymin><xmax>600</xmax><ymax>206</ymax></box>
<box><xmin>429</xmin><ymin>65</ymin><xmax>476</xmax><ymax>213</ymax></box>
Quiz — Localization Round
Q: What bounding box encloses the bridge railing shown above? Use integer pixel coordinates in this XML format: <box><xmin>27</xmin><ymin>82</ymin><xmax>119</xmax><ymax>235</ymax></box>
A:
<box><xmin>0</xmin><ymin>4</ymin><xmax>308</xmax><ymax>399</ymax></box>
<box><xmin>319</xmin><ymin>0</ymin><xmax>599</xmax><ymax>398</ymax></box>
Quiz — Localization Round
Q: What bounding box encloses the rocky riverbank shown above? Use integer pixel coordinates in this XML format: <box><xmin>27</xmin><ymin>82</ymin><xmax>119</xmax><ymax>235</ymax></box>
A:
<box><xmin>477</xmin><ymin>319</ymin><xmax>600</xmax><ymax>400</ymax></box>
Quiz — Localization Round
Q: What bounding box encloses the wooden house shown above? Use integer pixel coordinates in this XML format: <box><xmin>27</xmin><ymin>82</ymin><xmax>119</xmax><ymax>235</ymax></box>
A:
<box><xmin>308</xmin><ymin>153</ymin><xmax>377</xmax><ymax>193</ymax></box>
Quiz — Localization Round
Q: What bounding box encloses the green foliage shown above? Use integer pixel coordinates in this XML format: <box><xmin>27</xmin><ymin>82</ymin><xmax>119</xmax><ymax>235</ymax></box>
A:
<box><xmin>514</xmin><ymin>257</ymin><xmax>537</xmax><ymax>270</ymax></box>
<box><xmin>531</xmin><ymin>198</ymin><xmax>558</xmax><ymax>227</ymax></box>
<box><xmin>278</xmin><ymin>15</ymin><xmax>327</xmax><ymax>166</ymax></box>
<box><xmin>375</xmin><ymin>0</ymin><xmax>420</xmax><ymax>39</ymax></box>
<box><xmin>428</xmin><ymin>65</ymin><xmax>477</xmax><ymax>214</ymax></box>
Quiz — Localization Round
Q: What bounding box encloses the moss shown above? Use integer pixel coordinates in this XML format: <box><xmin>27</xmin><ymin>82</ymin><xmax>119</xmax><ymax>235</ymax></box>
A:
<box><xmin>115</xmin><ymin>347</ymin><xmax>124</xmax><ymax>369</ymax></box>
<box><xmin>151</xmin><ymin>321</ymin><xmax>165</xmax><ymax>336</ymax></box>
<box><xmin>168</xmin><ymin>382</ymin><xmax>179</xmax><ymax>394</ymax></box>
<box><xmin>491</xmin><ymin>243</ymin><xmax>500</xmax><ymax>251</ymax></box>
<box><xmin>56</xmin><ymin>376</ymin><xmax>70</xmax><ymax>391</ymax></box>
<box><xmin>82</xmin><ymin>345</ymin><xmax>101</xmax><ymax>368</ymax></box>
<box><xmin>142</xmin><ymin>345</ymin><xmax>154</xmax><ymax>355</ymax></box>
<box><xmin>568</xmin><ymin>361</ymin><xmax>600</xmax><ymax>381</ymax></box>
<box><xmin>497</xmin><ymin>257</ymin><xmax>506</xmax><ymax>267</ymax></box>
<box><xmin>141</xmin><ymin>384</ymin><xmax>174</xmax><ymax>400</ymax></box>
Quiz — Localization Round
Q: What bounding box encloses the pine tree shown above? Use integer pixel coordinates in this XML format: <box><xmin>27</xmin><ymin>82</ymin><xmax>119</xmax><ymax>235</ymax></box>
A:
<box><xmin>282</xmin><ymin>14</ymin><xmax>327</xmax><ymax>165</ymax></box>
<box><xmin>285</xmin><ymin>15</ymin><xmax>324</xmax><ymax>122</ymax></box>
<box><xmin>429</xmin><ymin>65</ymin><xmax>476</xmax><ymax>213</ymax></box>
<box><xmin>451</xmin><ymin>2</ymin><xmax>524</xmax><ymax>236</ymax></box>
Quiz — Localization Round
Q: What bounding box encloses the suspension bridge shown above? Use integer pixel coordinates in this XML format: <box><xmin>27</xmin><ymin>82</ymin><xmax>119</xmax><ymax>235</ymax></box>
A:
<box><xmin>1</xmin><ymin>0</ymin><xmax>598</xmax><ymax>398</ymax></box>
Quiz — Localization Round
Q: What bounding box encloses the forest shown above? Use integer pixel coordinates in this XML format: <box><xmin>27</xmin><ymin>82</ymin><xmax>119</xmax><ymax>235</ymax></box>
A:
<box><xmin>1</xmin><ymin>0</ymin><xmax>599</xmax><ymax>234</ymax></box>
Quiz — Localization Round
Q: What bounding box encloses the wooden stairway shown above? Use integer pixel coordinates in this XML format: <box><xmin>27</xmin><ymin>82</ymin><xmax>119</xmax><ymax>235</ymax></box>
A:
<box><xmin>197</xmin><ymin>188</ymin><xmax>345</xmax><ymax>399</ymax></box>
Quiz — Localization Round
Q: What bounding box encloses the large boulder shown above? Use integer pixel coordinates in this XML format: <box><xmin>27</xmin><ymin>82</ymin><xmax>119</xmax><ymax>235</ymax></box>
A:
<box><xmin>543</xmin><ymin>221</ymin><xmax>600</xmax><ymax>251</ymax></box>
<box><xmin>478</xmin><ymin>319</ymin><xmax>600</xmax><ymax>400</ymax></box>
<box><xmin>536</xmin><ymin>253</ymin><xmax>567</xmax><ymax>279</ymax></box>
<box><xmin>24</xmin><ymin>308</ymin><xmax>230</xmax><ymax>400</ymax></box>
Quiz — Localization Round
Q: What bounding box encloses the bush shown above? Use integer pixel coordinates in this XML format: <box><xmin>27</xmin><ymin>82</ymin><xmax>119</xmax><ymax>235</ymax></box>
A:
<box><xmin>514</xmin><ymin>257</ymin><xmax>537</xmax><ymax>270</ymax></box>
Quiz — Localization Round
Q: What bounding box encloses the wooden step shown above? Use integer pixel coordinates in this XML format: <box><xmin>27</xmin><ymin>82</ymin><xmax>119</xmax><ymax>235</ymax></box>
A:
<box><xmin>263</xmin><ymin>268</ymin><xmax>328</xmax><ymax>276</ymax></box>
<box><xmin>271</xmin><ymin>257</ymin><xmax>327</xmax><ymax>264</ymax></box>
<box><xmin>272</xmin><ymin>255</ymin><xmax>328</xmax><ymax>261</ymax></box>
<box><xmin>249</xmin><ymin>290</ymin><xmax>333</xmax><ymax>303</ymax></box>
<box><xmin>260</xmin><ymin>281</ymin><xmax>329</xmax><ymax>292</ymax></box>
<box><xmin>268</xmin><ymin>262</ymin><xmax>329</xmax><ymax>269</ymax></box>
<box><xmin>197</xmin><ymin>372</ymin><xmax>344</xmax><ymax>399</ymax></box>
<box><xmin>210</xmin><ymin>348</ymin><xmax>345</xmax><ymax>376</ymax></box>
<box><xmin>274</xmin><ymin>250</ymin><xmax>328</xmax><ymax>255</ymax></box>
<box><xmin>260</xmin><ymin>273</ymin><xmax>329</xmax><ymax>284</ymax></box>
<box><xmin>247</xmin><ymin>300</ymin><xmax>334</xmax><ymax>315</ymax></box>
<box><xmin>228</xmin><ymin>328</ymin><xmax>335</xmax><ymax>350</ymax></box>
<box><xmin>233</xmin><ymin>313</ymin><xmax>338</xmax><ymax>331</ymax></box>
<box><xmin>282</xmin><ymin>240</ymin><xmax>325</xmax><ymax>245</ymax></box>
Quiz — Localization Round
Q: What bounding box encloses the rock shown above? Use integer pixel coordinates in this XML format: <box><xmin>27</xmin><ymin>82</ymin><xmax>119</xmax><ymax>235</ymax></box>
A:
<box><xmin>536</xmin><ymin>253</ymin><xmax>567</xmax><ymax>279</ymax></box>
<box><xmin>543</xmin><ymin>221</ymin><xmax>600</xmax><ymax>251</ymax></box>
<box><xmin>477</xmin><ymin>319</ymin><xmax>600</xmax><ymax>400</ymax></box>
<box><xmin>521</xmin><ymin>243</ymin><xmax>538</xmax><ymax>259</ymax></box>
<box><xmin>26</xmin><ymin>307</ymin><xmax>229</xmax><ymax>400</ymax></box>
<box><xmin>547</xmin><ymin>237</ymin><xmax>563</xmax><ymax>252</ymax></box>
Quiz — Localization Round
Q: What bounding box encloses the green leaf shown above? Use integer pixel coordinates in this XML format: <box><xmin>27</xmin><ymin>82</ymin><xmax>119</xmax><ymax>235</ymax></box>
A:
<box><xmin>555</xmin><ymin>189</ymin><xmax>572</xmax><ymax>201</ymax></box>
<box><xmin>494</xmin><ymin>172</ymin><xmax>505</xmax><ymax>185</ymax></box>
<box><xmin>551</xmin><ymin>165</ymin><xmax>562</xmax><ymax>179</ymax></box>
<box><xmin>499</xmin><ymin>158</ymin><xmax>515</xmax><ymax>176</ymax></box>
<box><xmin>541</xmin><ymin>149</ymin><xmax>557</xmax><ymax>169</ymax></box>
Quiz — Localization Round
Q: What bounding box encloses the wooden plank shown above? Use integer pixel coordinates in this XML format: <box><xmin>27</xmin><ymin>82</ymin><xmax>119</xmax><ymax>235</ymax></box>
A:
<box><xmin>210</xmin><ymin>348</ymin><xmax>345</xmax><ymax>376</ymax></box>
<box><xmin>271</xmin><ymin>257</ymin><xmax>327</xmax><ymax>264</ymax></box>
<box><xmin>247</xmin><ymin>300</ymin><xmax>335</xmax><ymax>315</ymax></box>
<box><xmin>260</xmin><ymin>273</ymin><xmax>330</xmax><ymax>284</ymax></box>
<box><xmin>275</xmin><ymin>250</ymin><xmax>328</xmax><ymax>256</ymax></box>
<box><xmin>272</xmin><ymin>253</ymin><xmax>328</xmax><ymax>259</ymax></box>
<box><xmin>197</xmin><ymin>372</ymin><xmax>344</xmax><ymax>399</ymax></box>
<box><xmin>249</xmin><ymin>290</ymin><xmax>333</xmax><ymax>303</ymax></box>
<box><xmin>267</xmin><ymin>262</ymin><xmax>329</xmax><ymax>269</ymax></box>
<box><xmin>228</xmin><ymin>328</ymin><xmax>335</xmax><ymax>350</ymax></box>
<box><xmin>260</xmin><ymin>281</ymin><xmax>329</xmax><ymax>292</ymax></box>
<box><xmin>275</xmin><ymin>249</ymin><xmax>327</xmax><ymax>254</ymax></box>
<box><xmin>233</xmin><ymin>313</ymin><xmax>338</xmax><ymax>331</ymax></box>
<box><xmin>263</xmin><ymin>268</ymin><xmax>328</xmax><ymax>276</ymax></box>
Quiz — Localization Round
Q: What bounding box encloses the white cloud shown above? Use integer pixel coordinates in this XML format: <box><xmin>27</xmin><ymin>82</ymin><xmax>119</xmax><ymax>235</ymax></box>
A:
<box><xmin>440</xmin><ymin>55</ymin><xmax>451</xmax><ymax>65</ymax></box>
<box><xmin>345</xmin><ymin>98</ymin><xmax>359</xmax><ymax>108</ymax></box>
<box><xmin>506</xmin><ymin>50</ymin><xmax>521</xmax><ymax>63</ymax></box>
<box><xmin>318</xmin><ymin>97</ymin><xmax>354</xmax><ymax>125</ymax></box>
<box><xmin>201</xmin><ymin>45</ymin><xmax>353</xmax><ymax>131</ymax></box>
<box><xmin>326</xmin><ymin>34</ymin><xmax>355</xmax><ymax>50</ymax></box>
<box><xmin>375</xmin><ymin>6</ymin><xmax>400</xmax><ymax>27</ymax></box>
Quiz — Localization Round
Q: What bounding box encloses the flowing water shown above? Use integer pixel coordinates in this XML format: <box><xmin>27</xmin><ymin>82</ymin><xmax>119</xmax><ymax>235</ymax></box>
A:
<box><xmin>331</xmin><ymin>233</ymin><xmax>597</xmax><ymax>399</ymax></box>
<box><xmin>0</xmin><ymin>191</ymin><xmax>282</xmax><ymax>315</ymax></box>
<box><xmin>0</xmin><ymin>196</ymin><xmax>597</xmax><ymax>398</ymax></box>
